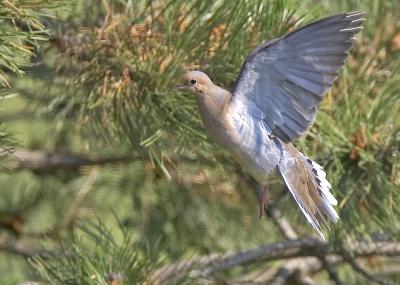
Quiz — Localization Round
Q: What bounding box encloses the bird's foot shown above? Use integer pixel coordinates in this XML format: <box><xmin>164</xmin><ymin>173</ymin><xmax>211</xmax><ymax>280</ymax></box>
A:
<box><xmin>259</xmin><ymin>184</ymin><xmax>269</xmax><ymax>219</ymax></box>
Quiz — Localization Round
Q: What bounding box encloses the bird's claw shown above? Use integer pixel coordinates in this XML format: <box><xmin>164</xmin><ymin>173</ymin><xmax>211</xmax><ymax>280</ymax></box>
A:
<box><xmin>259</xmin><ymin>185</ymin><xmax>269</xmax><ymax>219</ymax></box>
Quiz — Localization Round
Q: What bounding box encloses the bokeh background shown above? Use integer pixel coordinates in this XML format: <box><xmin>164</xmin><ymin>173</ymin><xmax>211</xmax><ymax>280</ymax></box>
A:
<box><xmin>0</xmin><ymin>0</ymin><xmax>399</xmax><ymax>284</ymax></box>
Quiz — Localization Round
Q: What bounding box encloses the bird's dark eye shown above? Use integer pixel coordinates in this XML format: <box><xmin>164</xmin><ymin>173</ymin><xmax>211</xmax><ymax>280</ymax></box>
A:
<box><xmin>191</xmin><ymin>79</ymin><xmax>197</xmax><ymax>84</ymax></box>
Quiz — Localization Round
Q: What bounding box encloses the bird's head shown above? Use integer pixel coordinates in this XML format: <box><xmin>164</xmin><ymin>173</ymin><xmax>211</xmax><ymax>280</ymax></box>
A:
<box><xmin>176</xmin><ymin>71</ymin><xmax>213</xmax><ymax>95</ymax></box>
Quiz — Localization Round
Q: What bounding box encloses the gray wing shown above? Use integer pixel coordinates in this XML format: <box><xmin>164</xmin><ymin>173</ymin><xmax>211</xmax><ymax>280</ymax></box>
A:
<box><xmin>231</xmin><ymin>11</ymin><xmax>365</xmax><ymax>142</ymax></box>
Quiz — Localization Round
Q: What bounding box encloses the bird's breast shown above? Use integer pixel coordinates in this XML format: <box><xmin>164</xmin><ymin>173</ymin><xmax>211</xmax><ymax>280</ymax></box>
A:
<box><xmin>227</xmin><ymin>115</ymin><xmax>281</xmax><ymax>184</ymax></box>
<box><xmin>198</xmin><ymin>107</ymin><xmax>236</xmax><ymax>147</ymax></box>
<box><xmin>197</xmin><ymin>99</ymin><xmax>281</xmax><ymax>184</ymax></box>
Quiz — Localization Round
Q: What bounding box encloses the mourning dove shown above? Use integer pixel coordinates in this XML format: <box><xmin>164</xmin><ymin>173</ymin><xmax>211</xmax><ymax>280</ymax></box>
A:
<box><xmin>177</xmin><ymin>11</ymin><xmax>365</xmax><ymax>239</ymax></box>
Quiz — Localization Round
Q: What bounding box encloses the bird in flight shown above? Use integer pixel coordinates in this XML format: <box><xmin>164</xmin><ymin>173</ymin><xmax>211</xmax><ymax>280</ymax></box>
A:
<box><xmin>177</xmin><ymin>11</ymin><xmax>365</xmax><ymax>239</ymax></box>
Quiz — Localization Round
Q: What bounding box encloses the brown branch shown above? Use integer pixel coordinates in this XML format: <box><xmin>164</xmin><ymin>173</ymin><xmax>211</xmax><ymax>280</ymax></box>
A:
<box><xmin>229</xmin><ymin>255</ymin><xmax>343</xmax><ymax>285</ymax></box>
<box><xmin>295</xmin><ymin>274</ymin><xmax>322</xmax><ymax>285</ymax></box>
<box><xmin>264</xmin><ymin>189</ymin><xmax>314</xmax><ymax>285</ymax></box>
<box><xmin>341</xmin><ymin>249</ymin><xmax>396</xmax><ymax>285</ymax></box>
<box><xmin>268</xmin><ymin>258</ymin><xmax>319</xmax><ymax>285</ymax></box>
<box><xmin>263</xmin><ymin>186</ymin><xmax>323</xmax><ymax>285</ymax></box>
<box><xmin>6</xmin><ymin>149</ymin><xmax>140</xmax><ymax>173</ymax></box>
<box><xmin>0</xmin><ymin>111</ymin><xmax>37</xmax><ymax>122</ymax></box>
<box><xmin>267</xmin><ymin>207</ymin><xmax>298</xmax><ymax>240</ymax></box>
<box><xmin>0</xmin><ymin>235</ymin><xmax>44</xmax><ymax>258</ymax></box>
<box><xmin>188</xmin><ymin>180</ymin><xmax>394</xmax><ymax>285</ymax></box>
<box><xmin>373</xmin><ymin>264</ymin><xmax>400</xmax><ymax>277</ymax></box>
<box><xmin>5</xmin><ymin>148</ymin><xmax>225</xmax><ymax>174</ymax></box>
<box><xmin>60</xmin><ymin>167</ymin><xmax>100</xmax><ymax>229</ymax></box>
<box><xmin>319</xmin><ymin>255</ymin><xmax>344</xmax><ymax>285</ymax></box>
<box><xmin>151</xmin><ymin>238</ymin><xmax>400</xmax><ymax>284</ymax></box>
<box><xmin>192</xmin><ymin>238</ymin><xmax>325</xmax><ymax>278</ymax></box>
<box><xmin>264</xmin><ymin>189</ymin><xmax>298</xmax><ymax>240</ymax></box>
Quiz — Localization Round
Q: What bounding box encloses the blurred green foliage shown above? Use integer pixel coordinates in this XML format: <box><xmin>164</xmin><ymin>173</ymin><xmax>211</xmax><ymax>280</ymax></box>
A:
<box><xmin>0</xmin><ymin>0</ymin><xmax>399</xmax><ymax>284</ymax></box>
<box><xmin>0</xmin><ymin>0</ymin><xmax>65</xmax><ymax>88</ymax></box>
<box><xmin>38</xmin><ymin>0</ymin><xmax>308</xmax><ymax>174</ymax></box>
<box><xmin>0</xmin><ymin>0</ymin><xmax>67</xmax><ymax>155</ymax></box>
<box><xmin>31</xmin><ymin>221</ymin><xmax>158</xmax><ymax>285</ymax></box>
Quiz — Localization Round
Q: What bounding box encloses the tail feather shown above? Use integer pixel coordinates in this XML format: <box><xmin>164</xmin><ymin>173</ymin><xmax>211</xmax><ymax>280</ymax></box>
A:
<box><xmin>278</xmin><ymin>143</ymin><xmax>339</xmax><ymax>239</ymax></box>
<box><xmin>304</xmin><ymin>158</ymin><xmax>337</xmax><ymax>207</ymax></box>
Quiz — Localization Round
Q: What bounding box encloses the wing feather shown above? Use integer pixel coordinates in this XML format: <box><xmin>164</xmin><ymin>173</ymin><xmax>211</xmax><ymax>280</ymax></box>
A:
<box><xmin>231</xmin><ymin>11</ymin><xmax>365</xmax><ymax>141</ymax></box>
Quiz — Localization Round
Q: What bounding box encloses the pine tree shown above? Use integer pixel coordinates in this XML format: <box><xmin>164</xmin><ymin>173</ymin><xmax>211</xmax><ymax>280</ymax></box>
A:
<box><xmin>0</xmin><ymin>0</ymin><xmax>399</xmax><ymax>284</ymax></box>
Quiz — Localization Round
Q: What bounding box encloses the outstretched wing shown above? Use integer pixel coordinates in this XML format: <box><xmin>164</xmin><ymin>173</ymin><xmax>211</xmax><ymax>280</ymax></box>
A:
<box><xmin>231</xmin><ymin>11</ymin><xmax>365</xmax><ymax>142</ymax></box>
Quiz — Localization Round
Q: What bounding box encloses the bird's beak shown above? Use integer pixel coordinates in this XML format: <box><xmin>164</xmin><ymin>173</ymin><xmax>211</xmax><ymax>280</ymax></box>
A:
<box><xmin>174</xmin><ymin>83</ymin><xmax>188</xmax><ymax>90</ymax></box>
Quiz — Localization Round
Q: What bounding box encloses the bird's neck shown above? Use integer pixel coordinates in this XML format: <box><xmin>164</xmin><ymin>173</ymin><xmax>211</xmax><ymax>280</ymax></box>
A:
<box><xmin>195</xmin><ymin>85</ymin><xmax>233</xmax><ymax>145</ymax></box>
<box><xmin>196</xmin><ymin>85</ymin><xmax>231</xmax><ymax>117</ymax></box>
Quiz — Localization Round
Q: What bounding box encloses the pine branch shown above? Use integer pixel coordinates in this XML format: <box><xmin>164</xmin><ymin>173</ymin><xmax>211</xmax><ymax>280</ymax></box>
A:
<box><xmin>263</xmin><ymin>187</ymin><xmax>334</xmax><ymax>285</ymax></box>
<box><xmin>152</xmin><ymin>238</ymin><xmax>400</xmax><ymax>284</ymax></box>
<box><xmin>39</xmin><ymin>0</ymin><xmax>306</xmax><ymax>171</ymax></box>
<box><xmin>0</xmin><ymin>235</ymin><xmax>43</xmax><ymax>258</ymax></box>
<box><xmin>266</xmin><ymin>206</ymin><xmax>298</xmax><ymax>240</ymax></box>
<box><xmin>318</xmin><ymin>256</ymin><xmax>344</xmax><ymax>285</ymax></box>
<box><xmin>30</xmin><ymin>221</ymin><xmax>157</xmax><ymax>285</ymax></box>
<box><xmin>340</xmin><ymin>249</ymin><xmax>396</xmax><ymax>285</ymax></box>
<box><xmin>268</xmin><ymin>258</ymin><xmax>321</xmax><ymax>285</ymax></box>
<box><xmin>7</xmin><ymin>149</ymin><xmax>140</xmax><ymax>173</ymax></box>
<box><xmin>0</xmin><ymin>1</ymin><xmax>63</xmax><ymax>88</ymax></box>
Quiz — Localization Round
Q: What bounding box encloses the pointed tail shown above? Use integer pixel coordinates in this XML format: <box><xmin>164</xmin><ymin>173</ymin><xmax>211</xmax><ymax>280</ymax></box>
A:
<box><xmin>278</xmin><ymin>143</ymin><xmax>339</xmax><ymax>239</ymax></box>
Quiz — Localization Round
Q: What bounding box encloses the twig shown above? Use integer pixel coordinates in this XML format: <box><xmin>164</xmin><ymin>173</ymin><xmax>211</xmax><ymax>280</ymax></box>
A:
<box><xmin>264</xmin><ymin>183</ymin><xmax>362</xmax><ymax>285</ymax></box>
<box><xmin>151</xmin><ymin>238</ymin><xmax>400</xmax><ymax>284</ymax></box>
<box><xmin>319</xmin><ymin>256</ymin><xmax>344</xmax><ymax>285</ymax></box>
<box><xmin>269</xmin><ymin>263</ymin><xmax>296</xmax><ymax>285</ymax></box>
<box><xmin>230</xmin><ymin>255</ymin><xmax>342</xmax><ymax>285</ymax></box>
<box><xmin>7</xmin><ymin>149</ymin><xmax>140</xmax><ymax>173</ymax></box>
<box><xmin>190</xmin><ymin>238</ymin><xmax>325</xmax><ymax>278</ymax></box>
<box><xmin>264</xmin><ymin>186</ymin><xmax>320</xmax><ymax>285</ymax></box>
<box><xmin>341</xmin><ymin>249</ymin><xmax>396</xmax><ymax>285</ymax></box>
<box><xmin>153</xmin><ymin>238</ymin><xmax>322</xmax><ymax>283</ymax></box>
<box><xmin>295</xmin><ymin>273</ymin><xmax>321</xmax><ymax>285</ymax></box>
<box><xmin>0</xmin><ymin>235</ymin><xmax>43</xmax><ymax>258</ymax></box>
<box><xmin>267</xmin><ymin>206</ymin><xmax>298</xmax><ymax>240</ymax></box>
<box><xmin>61</xmin><ymin>167</ymin><xmax>100</xmax><ymax>229</ymax></box>
<box><xmin>157</xmin><ymin>178</ymin><xmax>400</xmax><ymax>285</ymax></box>
<box><xmin>264</xmin><ymin>189</ymin><xmax>298</xmax><ymax>240</ymax></box>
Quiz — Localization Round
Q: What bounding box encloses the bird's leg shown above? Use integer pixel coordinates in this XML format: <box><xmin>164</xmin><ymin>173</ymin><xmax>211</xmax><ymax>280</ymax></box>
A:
<box><xmin>259</xmin><ymin>184</ymin><xmax>269</xmax><ymax>219</ymax></box>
